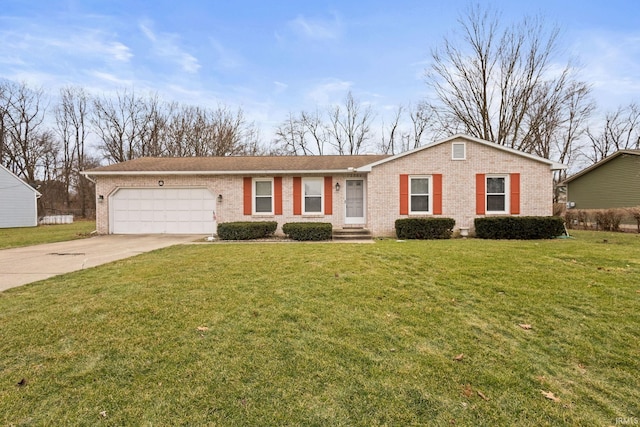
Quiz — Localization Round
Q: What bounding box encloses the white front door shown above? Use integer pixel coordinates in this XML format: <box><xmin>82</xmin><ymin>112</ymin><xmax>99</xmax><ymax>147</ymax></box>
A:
<box><xmin>345</xmin><ymin>179</ymin><xmax>365</xmax><ymax>225</ymax></box>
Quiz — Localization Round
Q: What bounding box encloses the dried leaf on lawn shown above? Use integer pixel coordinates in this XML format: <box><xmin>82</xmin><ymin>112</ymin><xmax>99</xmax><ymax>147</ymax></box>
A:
<box><xmin>197</xmin><ymin>326</ymin><xmax>209</xmax><ymax>332</ymax></box>
<box><xmin>477</xmin><ymin>390</ymin><xmax>489</xmax><ymax>401</ymax></box>
<box><xmin>462</xmin><ymin>384</ymin><xmax>473</xmax><ymax>397</ymax></box>
<box><xmin>518</xmin><ymin>323</ymin><xmax>532</xmax><ymax>330</ymax></box>
<box><xmin>454</xmin><ymin>353</ymin><xmax>464</xmax><ymax>361</ymax></box>
<box><xmin>541</xmin><ymin>390</ymin><xmax>561</xmax><ymax>402</ymax></box>
<box><xmin>99</xmin><ymin>410</ymin><xmax>107</xmax><ymax>418</ymax></box>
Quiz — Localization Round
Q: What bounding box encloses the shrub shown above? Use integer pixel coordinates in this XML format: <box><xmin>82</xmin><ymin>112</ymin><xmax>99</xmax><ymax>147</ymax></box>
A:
<box><xmin>395</xmin><ymin>218</ymin><xmax>455</xmax><ymax>239</ymax></box>
<box><xmin>594</xmin><ymin>209</ymin><xmax>624</xmax><ymax>231</ymax></box>
<box><xmin>625</xmin><ymin>206</ymin><xmax>640</xmax><ymax>233</ymax></box>
<box><xmin>217</xmin><ymin>221</ymin><xmax>277</xmax><ymax>240</ymax></box>
<box><xmin>474</xmin><ymin>216</ymin><xmax>565</xmax><ymax>240</ymax></box>
<box><xmin>282</xmin><ymin>222</ymin><xmax>332</xmax><ymax>241</ymax></box>
<box><xmin>564</xmin><ymin>209</ymin><xmax>590</xmax><ymax>229</ymax></box>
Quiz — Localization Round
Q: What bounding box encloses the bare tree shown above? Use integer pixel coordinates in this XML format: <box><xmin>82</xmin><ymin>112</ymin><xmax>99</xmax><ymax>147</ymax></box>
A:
<box><xmin>161</xmin><ymin>103</ymin><xmax>259</xmax><ymax>157</ymax></box>
<box><xmin>300</xmin><ymin>110</ymin><xmax>327</xmax><ymax>155</ymax></box>
<box><xmin>207</xmin><ymin>105</ymin><xmax>252</xmax><ymax>156</ymax></box>
<box><xmin>408</xmin><ymin>102</ymin><xmax>437</xmax><ymax>150</ymax></box>
<box><xmin>91</xmin><ymin>90</ymin><xmax>145</xmax><ymax>163</ymax></box>
<box><xmin>585</xmin><ymin>102</ymin><xmax>640</xmax><ymax>163</ymax></box>
<box><xmin>379</xmin><ymin>105</ymin><xmax>403</xmax><ymax>155</ymax></box>
<box><xmin>138</xmin><ymin>93</ymin><xmax>167</xmax><ymax>157</ymax></box>
<box><xmin>274</xmin><ymin>110</ymin><xmax>327</xmax><ymax>155</ymax></box>
<box><xmin>327</xmin><ymin>91</ymin><xmax>374</xmax><ymax>155</ymax></box>
<box><xmin>425</xmin><ymin>5</ymin><xmax>591</xmax><ymax>162</ymax></box>
<box><xmin>274</xmin><ymin>112</ymin><xmax>309</xmax><ymax>155</ymax></box>
<box><xmin>0</xmin><ymin>81</ymin><xmax>8</xmax><ymax>167</ymax></box>
<box><xmin>1</xmin><ymin>81</ymin><xmax>50</xmax><ymax>182</ymax></box>
<box><xmin>56</xmin><ymin>86</ymin><xmax>92</xmax><ymax>214</ymax></box>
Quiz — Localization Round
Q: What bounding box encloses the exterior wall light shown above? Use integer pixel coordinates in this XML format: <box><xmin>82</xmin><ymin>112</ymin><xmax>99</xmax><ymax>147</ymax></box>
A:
<box><xmin>218</xmin><ymin>194</ymin><xmax>223</xmax><ymax>202</ymax></box>
<box><xmin>98</xmin><ymin>195</ymin><xmax>104</xmax><ymax>202</ymax></box>
<box><xmin>158</xmin><ymin>180</ymin><xmax>164</xmax><ymax>187</ymax></box>
<box><xmin>335</xmin><ymin>182</ymin><xmax>340</xmax><ymax>192</ymax></box>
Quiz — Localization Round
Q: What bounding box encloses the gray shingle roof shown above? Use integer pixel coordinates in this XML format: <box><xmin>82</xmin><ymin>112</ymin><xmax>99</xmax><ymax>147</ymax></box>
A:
<box><xmin>84</xmin><ymin>155</ymin><xmax>390</xmax><ymax>174</ymax></box>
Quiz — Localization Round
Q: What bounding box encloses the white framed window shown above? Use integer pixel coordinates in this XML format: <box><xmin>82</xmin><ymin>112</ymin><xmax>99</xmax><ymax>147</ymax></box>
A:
<box><xmin>486</xmin><ymin>175</ymin><xmax>509</xmax><ymax>213</ymax></box>
<box><xmin>410</xmin><ymin>175</ymin><xmax>431</xmax><ymax>214</ymax></box>
<box><xmin>253</xmin><ymin>178</ymin><xmax>273</xmax><ymax>214</ymax></box>
<box><xmin>452</xmin><ymin>142</ymin><xmax>466</xmax><ymax>160</ymax></box>
<box><xmin>303</xmin><ymin>177</ymin><xmax>323</xmax><ymax>214</ymax></box>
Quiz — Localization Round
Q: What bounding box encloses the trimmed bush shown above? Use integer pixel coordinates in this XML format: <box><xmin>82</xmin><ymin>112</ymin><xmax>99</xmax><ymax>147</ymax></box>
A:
<box><xmin>564</xmin><ymin>209</ymin><xmax>590</xmax><ymax>229</ymax></box>
<box><xmin>395</xmin><ymin>218</ymin><xmax>455</xmax><ymax>239</ymax></box>
<box><xmin>217</xmin><ymin>221</ymin><xmax>277</xmax><ymax>240</ymax></box>
<box><xmin>625</xmin><ymin>207</ymin><xmax>640</xmax><ymax>233</ymax></box>
<box><xmin>594</xmin><ymin>209</ymin><xmax>624</xmax><ymax>231</ymax></box>
<box><xmin>474</xmin><ymin>216</ymin><xmax>565</xmax><ymax>240</ymax></box>
<box><xmin>282</xmin><ymin>222</ymin><xmax>332</xmax><ymax>241</ymax></box>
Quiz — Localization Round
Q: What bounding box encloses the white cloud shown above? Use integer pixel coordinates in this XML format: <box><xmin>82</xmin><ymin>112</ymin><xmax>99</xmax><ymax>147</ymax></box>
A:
<box><xmin>139</xmin><ymin>20</ymin><xmax>201</xmax><ymax>73</ymax></box>
<box><xmin>273</xmin><ymin>81</ymin><xmax>288</xmax><ymax>94</ymax></box>
<box><xmin>288</xmin><ymin>14</ymin><xmax>342</xmax><ymax>40</ymax></box>
<box><xmin>573</xmin><ymin>30</ymin><xmax>640</xmax><ymax>109</ymax></box>
<box><xmin>0</xmin><ymin>24</ymin><xmax>133</xmax><ymax>65</ymax></box>
<box><xmin>209</xmin><ymin>38</ymin><xmax>242</xmax><ymax>70</ymax></box>
<box><xmin>88</xmin><ymin>71</ymin><xmax>134</xmax><ymax>87</ymax></box>
<box><xmin>307</xmin><ymin>79</ymin><xmax>352</xmax><ymax>105</ymax></box>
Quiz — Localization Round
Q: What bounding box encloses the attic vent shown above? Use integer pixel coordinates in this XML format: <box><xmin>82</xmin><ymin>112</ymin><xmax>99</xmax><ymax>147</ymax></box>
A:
<box><xmin>452</xmin><ymin>143</ymin><xmax>466</xmax><ymax>160</ymax></box>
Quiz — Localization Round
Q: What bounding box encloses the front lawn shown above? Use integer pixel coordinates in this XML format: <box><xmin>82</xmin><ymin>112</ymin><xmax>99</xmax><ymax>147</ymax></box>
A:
<box><xmin>0</xmin><ymin>220</ymin><xmax>96</xmax><ymax>249</ymax></box>
<box><xmin>0</xmin><ymin>231</ymin><xmax>638</xmax><ymax>425</ymax></box>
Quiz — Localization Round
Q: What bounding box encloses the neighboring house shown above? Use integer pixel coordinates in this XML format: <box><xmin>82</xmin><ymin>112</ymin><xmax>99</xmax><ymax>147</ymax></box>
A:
<box><xmin>564</xmin><ymin>150</ymin><xmax>640</xmax><ymax>209</ymax></box>
<box><xmin>0</xmin><ymin>164</ymin><xmax>41</xmax><ymax>228</ymax></box>
<box><xmin>82</xmin><ymin>134</ymin><xmax>565</xmax><ymax>237</ymax></box>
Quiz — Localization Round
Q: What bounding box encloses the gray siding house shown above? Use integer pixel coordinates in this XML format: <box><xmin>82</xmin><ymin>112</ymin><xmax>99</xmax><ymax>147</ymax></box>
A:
<box><xmin>564</xmin><ymin>150</ymin><xmax>640</xmax><ymax>209</ymax></box>
<box><xmin>0</xmin><ymin>165</ymin><xmax>41</xmax><ymax>228</ymax></box>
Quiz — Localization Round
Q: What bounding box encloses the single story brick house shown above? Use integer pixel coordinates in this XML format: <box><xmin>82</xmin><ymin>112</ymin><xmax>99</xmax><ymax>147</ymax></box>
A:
<box><xmin>563</xmin><ymin>150</ymin><xmax>640</xmax><ymax>209</ymax></box>
<box><xmin>82</xmin><ymin>134</ymin><xmax>565</xmax><ymax>237</ymax></box>
<box><xmin>0</xmin><ymin>164</ymin><xmax>41</xmax><ymax>229</ymax></box>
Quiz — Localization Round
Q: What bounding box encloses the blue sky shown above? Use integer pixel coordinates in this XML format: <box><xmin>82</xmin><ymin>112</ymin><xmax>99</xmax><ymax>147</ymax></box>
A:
<box><xmin>1</xmin><ymin>0</ymin><xmax>640</xmax><ymax>140</ymax></box>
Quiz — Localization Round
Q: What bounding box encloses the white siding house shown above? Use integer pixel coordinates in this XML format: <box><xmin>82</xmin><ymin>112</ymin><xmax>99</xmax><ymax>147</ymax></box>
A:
<box><xmin>0</xmin><ymin>165</ymin><xmax>41</xmax><ymax>228</ymax></box>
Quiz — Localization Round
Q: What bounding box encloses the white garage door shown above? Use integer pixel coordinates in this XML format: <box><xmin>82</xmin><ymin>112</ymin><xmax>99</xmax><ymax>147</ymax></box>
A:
<box><xmin>111</xmin><ymin>188</ymin><xmax>216</xmax><ymax>234</ymax></box>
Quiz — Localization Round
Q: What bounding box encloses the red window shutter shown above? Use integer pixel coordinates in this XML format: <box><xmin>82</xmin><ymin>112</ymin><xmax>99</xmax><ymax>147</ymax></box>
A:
<box><xmin>399</xmin><ymin>174</ymin><xmax>409</xmax><ymax>215</ymax></box>
<box><xmin>433</xmin><ymin>174</ymin><xmax>443</xmax><ymax>215</ymax></box>
<box><xmin>293</xmin><ymin>177</ymin><xmax>302</xmax><ymax>215</ymax></box>
<box><xmin>510</xmin><ymin>173</ymin><xmax>520</xmax><ymax>214</ymax></box>
<box><xmin>243</xmin><ymin>177</ymin><xmax>252</xmax><ymax>215</ymax></box>
<box><xmin>324</xmin><ymin>176</ymin><xmax>333</xmax><ymax>215</ymax></box>
<box><xmin>274</xmin><ymin>177</ymin><xmax>283</xmax><ymax>215</ymax></box>
<box><xmin>476</xmin><ymin>174</ymin><xmax>485</xmax><ymax>215</ymax></box>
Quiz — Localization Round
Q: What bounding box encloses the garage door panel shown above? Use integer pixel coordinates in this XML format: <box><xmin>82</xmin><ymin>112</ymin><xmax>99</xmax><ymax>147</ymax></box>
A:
<box><xmin>111</xmin><ymin>188</ymin><xmax>215</xmax><ymax>234</ymax></box>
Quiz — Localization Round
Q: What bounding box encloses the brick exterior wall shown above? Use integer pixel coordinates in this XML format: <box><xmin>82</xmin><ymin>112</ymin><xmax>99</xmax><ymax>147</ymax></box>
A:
<box><xmin>94</xmin><ymin>137</ymin><xmax>555</xmax><ymax>236</ymax></box>
<box><xmin>94</xmin><ymin>174</ymin><xmax>348</xmax><ymax>234</ymax></box>
<box><xmin>367</xmin><ymin>136</ymin><xmax>555</xmax><ymax>236</ymax></box>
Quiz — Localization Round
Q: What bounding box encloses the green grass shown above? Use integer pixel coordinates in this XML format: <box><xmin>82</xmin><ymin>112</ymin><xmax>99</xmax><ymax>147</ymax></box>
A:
<box><xmin>0</xmin><ymin>230</ymin><xmax>638</xmax><ymax>426</ymax></box>
<box><xmin>0</xmin><ymin>221</ymin><xmax>96</xmax><ymax>249</ymax></box>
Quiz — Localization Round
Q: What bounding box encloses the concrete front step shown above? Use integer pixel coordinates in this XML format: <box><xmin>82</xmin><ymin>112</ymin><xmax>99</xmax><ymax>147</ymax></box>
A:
<box><xmin>332</xmin><ymin>228</ymin><xmax>372</xmax><ymax>240</ymax></box>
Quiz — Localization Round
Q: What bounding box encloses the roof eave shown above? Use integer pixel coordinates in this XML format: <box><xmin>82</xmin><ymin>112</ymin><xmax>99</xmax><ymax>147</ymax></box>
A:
<box><xmin>357</xmin><ymin>134</ymin><xmax>566</xmax><ymax>170</ymax></box>
<box><xmin>563</xmin><ymin>150</ymin><xmax>640</xmax><ymax>184</ymax></box>
<box><xmin>81</xmin><ymin>169</ymin><xmax>365</xmax><ymax>177</ymax></box>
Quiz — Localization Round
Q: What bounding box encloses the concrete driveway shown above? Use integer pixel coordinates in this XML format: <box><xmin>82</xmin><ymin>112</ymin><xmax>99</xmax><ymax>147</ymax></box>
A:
<box><xmin>0</xmin><ymin>234</ymin><xmax>204</xmax><ymax>292</ymax></box>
